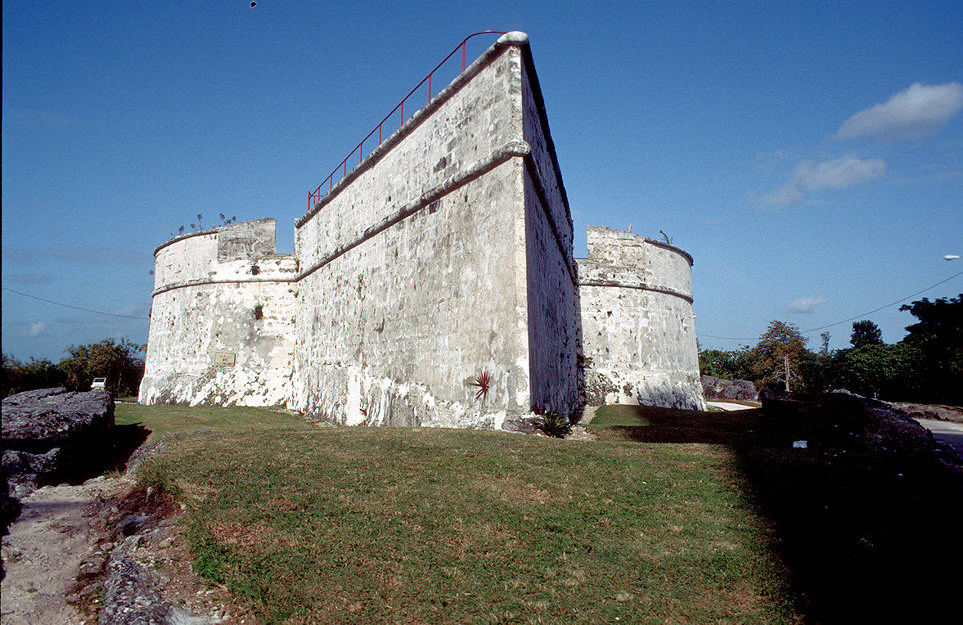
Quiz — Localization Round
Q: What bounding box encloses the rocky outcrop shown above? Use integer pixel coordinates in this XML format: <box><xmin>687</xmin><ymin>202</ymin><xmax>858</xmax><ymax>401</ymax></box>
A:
<box><xmin>888</xmin><ymin>402</ymin><xmax>963</xmax><ymax>424</ymax></box>
<box><xmin>761</xmin><ymin>390</ymin><xmax>961</xmax><ymax>468</ymax></box>
<box><xmin>2</xmin><ymin>388</ymin><xmax>114</xmax><ymax>499</ymax></box>
<box><xmin>100</xmin><ymin>548</ymin><xmax>212</xmax><ymax>625</ymax></box>
<box><xmin>701</xmin><ymin>375</ymin><xmax>758</xmax><ymax>401</ymax></box>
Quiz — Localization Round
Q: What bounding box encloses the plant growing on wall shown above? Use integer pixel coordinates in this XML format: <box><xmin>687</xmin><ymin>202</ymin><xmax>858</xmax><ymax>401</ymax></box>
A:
<box><xmin>253</xmin><ymin>304</ymin><xmax>264</xmax><ymax>320</ymax></box>
<box><xmin>170</xmin><ymin>213</ymin><xmax>238</xmax><ymax>237</ymax></box>
<box><xmin>471</xmin><ymin>371</ymin><xmax>490</xmax><ymax>401</ymax></box>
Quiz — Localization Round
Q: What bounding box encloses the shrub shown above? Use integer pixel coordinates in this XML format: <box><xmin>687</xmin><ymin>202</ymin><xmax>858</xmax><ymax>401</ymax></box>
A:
<box><xmin>533</xmin><ymin>410</ymin><xmax>572</xmax><ymax>438</ymax></box>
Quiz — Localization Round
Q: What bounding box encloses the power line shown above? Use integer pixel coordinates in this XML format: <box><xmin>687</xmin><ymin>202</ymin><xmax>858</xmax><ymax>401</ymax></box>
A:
<box><xmin>698</xmin><ymin>333</ymin><xmax>756</xmax><ymax>341</ymax></box>
<box><xmin>5</xmin><ymin>269</ymin><xmax>960</xmax><ymax>336</ymax></box>
<box><xmin>698</xmin><ymin>270</ymin><xmax>963</xmax><ymax>342</ymax></box>
<box><xmin>799</xmin><ymin>270</ymin><xmax>962</xmax><ymax>334</ymax></box>
<box><xmin>2</xmin><ymin>287</ymin><xmax>144</xmax><ymax>319</ymax></box>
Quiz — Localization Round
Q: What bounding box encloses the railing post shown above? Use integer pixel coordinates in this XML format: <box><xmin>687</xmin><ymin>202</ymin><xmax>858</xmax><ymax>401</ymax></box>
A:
<box><xmin>428</xmin><ymin>74</ymin><xmax>432</xmax><ymax>101</ymax></box>
<box><xmin>462</xmin><ymin>41</ymin><xmax>466</xmax><ymax>71</ymax></box>
<box><xmin>400</xmin><ymin>101</ymin><xmax>404</xmax><ymax>127</ymax></box>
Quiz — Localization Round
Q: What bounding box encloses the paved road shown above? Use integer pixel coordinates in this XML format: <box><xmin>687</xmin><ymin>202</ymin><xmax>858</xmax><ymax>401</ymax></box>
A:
<box><xmin>706</xmin><ymin>401</ymin><xmax>757</xmax><ymax>411</ymax></box>
<box><xmin>916</xmin><ymin>418</ymin><xmax>963</xmax><ymax>458</ymax></box>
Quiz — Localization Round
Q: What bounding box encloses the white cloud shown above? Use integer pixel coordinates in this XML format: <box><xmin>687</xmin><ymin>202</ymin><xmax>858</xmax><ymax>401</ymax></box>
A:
<box><xmin>763</xmin><ymin>156</ymin><xmax>886</xmax><ymax>207</ymax></box>
<box><xmin>28</xmin><ymin>321</ymin><xmax>49</xmax><ymax>337</ymax></box>
<box><xmin>837</xmin><ymin>82</ymin><xmax>963</xmax><ymax>142</ymax></box>
<box><xmin>755</xmin><ymin>148</ymin><xmax>792</xmax><ymax>170</ymax></box>
<box><xmin>787</xmin><ymin>297</ymin><xmax>827</xmax><ymax>313</ymax></box>
<box><xmin>114</xmin><ymin>304</ymin><xmax>144</xmax><ymax>317</ymax></box>
<box><xmin>794</xmin><ymin>156</ymin><xmax>887</xmax><ymax>191</ymax></box>
<box><xmin>761</xmin><ymin>184</ymin><xmax>804</xmax><ymax>207</ymax></box>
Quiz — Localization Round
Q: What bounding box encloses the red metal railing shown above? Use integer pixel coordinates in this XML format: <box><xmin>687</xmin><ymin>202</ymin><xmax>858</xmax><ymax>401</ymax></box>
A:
<box><xmin>307</xmin><ymin>31</ymin><xmax>507</xmax><ymax>212</ymax></box>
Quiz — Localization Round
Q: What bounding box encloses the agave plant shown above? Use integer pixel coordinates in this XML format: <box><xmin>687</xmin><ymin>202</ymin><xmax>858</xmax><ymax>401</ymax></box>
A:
<box><xmin>471</xmin><ymin>371</ymin><xmax>490</xmax><ymax>400</ymax></box>
<box><xmin>532</xmin><ymin>410</ymin><xmax>572</xmax><ymax>438</ymax></box>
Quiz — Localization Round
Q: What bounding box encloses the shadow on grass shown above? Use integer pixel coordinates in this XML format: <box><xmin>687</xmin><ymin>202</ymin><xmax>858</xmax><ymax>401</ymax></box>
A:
<box><xmin>63</xmin><ymin>423</ymin><xmax>151</xmax><ymax>485</ymax></box>
<box><xmin>589</xmin><ymin>400</ymin><xmax>963</xmax><ymax>624</ymax></box>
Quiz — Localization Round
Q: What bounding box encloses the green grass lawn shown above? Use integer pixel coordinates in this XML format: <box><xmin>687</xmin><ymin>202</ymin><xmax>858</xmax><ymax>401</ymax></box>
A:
<box><xmin>115</xmin><ymin>404</ymin><xmax>314</xmax><ymax>444</ymax></box>
<box><xmin>116</xmin><ymin>404</ymin><xmax>798</xmax><ymax>624</ymax></box>
<box><xmin>587</xmin><ymin>401</ymin><xmax>963</xmax><ymax>625</ymax></box>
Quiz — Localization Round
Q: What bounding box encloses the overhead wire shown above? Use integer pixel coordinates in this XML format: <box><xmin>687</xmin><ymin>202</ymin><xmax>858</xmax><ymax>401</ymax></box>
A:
<box><xmin>4</xmin><ymin>270</ymin><xmax>961</xmax><ymax>336</ymax></box>
<box><xmin>697</xmin><ymin>270</ymin><xmax>963</xmax><ymax>342</ymax></box>
<box><xmin>2</xmin><ymin>287</ymin><xmax>144</xmax><ymax>320</ymax></box>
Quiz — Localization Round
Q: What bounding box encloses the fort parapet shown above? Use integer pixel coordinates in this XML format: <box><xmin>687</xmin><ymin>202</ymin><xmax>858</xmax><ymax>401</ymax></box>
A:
<box><xmin>139</xmin><ymin>32</ymin><xmax>705</xmax><ymax>425</ymax></box>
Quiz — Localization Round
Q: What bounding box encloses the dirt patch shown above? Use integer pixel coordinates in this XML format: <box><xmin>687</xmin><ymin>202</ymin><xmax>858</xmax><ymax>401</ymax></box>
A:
<box><xmin>475</xmin><ymin>476</ymin><xmax>555</xmax><ymax>506</ymax></box>
<box><xmin>2</xmin><ymin>476</ymin><xmax>126</xmax><ymax>624</ymax></box>
<box><xmin>1</xmin><ymin>474</ymin><xmax>257</xmax><ymax>624</ymax></box>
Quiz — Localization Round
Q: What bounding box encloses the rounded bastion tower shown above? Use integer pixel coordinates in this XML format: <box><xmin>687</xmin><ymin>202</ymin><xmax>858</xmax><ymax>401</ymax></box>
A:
<box><xmin>139</xmin><ymin>218</ymin><xmax>297</xmax><ymax>407</ymax></box>
<box><xmin>577</xmin><ymin>226</ymin><xmax>706</xmax><ymax>411</ymax></box>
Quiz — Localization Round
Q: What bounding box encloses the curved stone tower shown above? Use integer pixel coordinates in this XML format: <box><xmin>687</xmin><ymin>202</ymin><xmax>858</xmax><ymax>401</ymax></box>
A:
<box><xmin>139</xmin><ymin>218</ymin><xmax>297</xmax><ymax>406</ymax></box>
<box><xmin>577</xmin><ymin>226</ymin><xmax>706</xmax><ymax>411</ymax></box>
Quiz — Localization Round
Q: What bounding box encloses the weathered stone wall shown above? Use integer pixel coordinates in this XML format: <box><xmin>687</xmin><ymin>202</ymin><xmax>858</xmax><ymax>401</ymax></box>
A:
<box><xmin>142</xmin><ymin>33</ymin><xmax>705</xmax><ymax>423</ymax></box>
<box><xmin>520</xmin><ymin>58</ymin><xmax>582</xmax><ymax>419</ymax></box>
<box><xmin>140</xmin><ymin>219</ymin><xmax>297</xmax><ymax>406</ymax></box>
<box><xmin>578</xmin><ymin>226</ymin><xmax>706</xmax><ymax>410</ymax></box>
<box><xmin>292</xmin><ymin>32</ymin><xmax>579</xmax><ymax>428</ymax></box>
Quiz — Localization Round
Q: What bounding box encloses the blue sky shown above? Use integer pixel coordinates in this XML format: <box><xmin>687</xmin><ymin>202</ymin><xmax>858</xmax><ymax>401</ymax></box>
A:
<box><xmin>3</xmin><ymin>1</ymin><xmax>961</xmax><ymax>361</ymax></box>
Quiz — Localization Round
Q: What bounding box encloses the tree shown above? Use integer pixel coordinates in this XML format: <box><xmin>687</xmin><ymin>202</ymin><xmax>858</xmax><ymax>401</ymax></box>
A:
<box><xmin>844</xmin><ymin>344</ymin><xmax>899</xmax><ymax>399</ymax></box>
<box><xmin>2</xmin><ymin>354</ymin><xmax>65</xmax><ymax>397</ymax></box>
<box><xmin>751</xmin><ymin>321</ymin><xmax>808</xmax><ymax>391</ymax></box>
<box><xmin>830</xmin><ymin>342</ymin><xmax>922</xmax><ymax>400</ymax></box>
<box><xmin>58</xmin><ymin>338</ymin><xmax>145</xmax><ymax>396</ymax></box>
<box><xmin>899</xmin><ymin>294</ymin><xmax>963</xmax><ymax>404</ymax></box>
<box><xmin>850</xmin><ymin>320</ymin><xmax>883</xmax><ymax>349</ymax></box>
<box><xmin>819</xmin><ymin>332</ymin><xmax>831</xmax><ymax>357</ymax></box>
<box><xmin>698</xmin><ymin>346</ymin><xmax>755</xmax><ymax>380</ymax></box>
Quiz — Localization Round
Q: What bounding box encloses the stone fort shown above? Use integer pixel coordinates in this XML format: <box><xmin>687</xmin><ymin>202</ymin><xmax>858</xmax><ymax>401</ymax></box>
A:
<box><xmin>139</xmin><ymin>32</ymin><xmax>705</xmax><ymax>428</ymax></box>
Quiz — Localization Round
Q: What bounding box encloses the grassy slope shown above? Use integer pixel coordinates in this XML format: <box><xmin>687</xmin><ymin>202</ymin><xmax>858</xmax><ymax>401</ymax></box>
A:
<box><xmin>116</xmin><ymin>404</ymin><xmax>311</xmax><ymax>444</ymax></box>
<box><xmin>589</xmin><ymin>402</ymin><xmax>963</xmax><ymax>625</ymax></box>
<box><xmin>117</xmin><ymin>405</ymin><xmax>798</xmax><ymax>624</ymax></box>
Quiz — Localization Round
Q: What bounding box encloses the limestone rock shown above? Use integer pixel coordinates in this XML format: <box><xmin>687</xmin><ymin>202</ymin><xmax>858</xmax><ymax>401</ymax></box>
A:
<box><xmin>100</xmin><ymin>554</ymin><xmax>211</xmax><ymax>625</ymax></box>
<box><xmin>760</xmin><ymin>391</ymin><xmax>959</xmax><ymax>466</ymax></box>
<box><xmin>701</xmin><ymin>375</ymin><xmax>758</xmax><ymax>401</ymax></box>
<box><xmin>2</xmin><ymin>387</ymin><xmax>114</xmax><ymax>498</ymax></box>
<box><xmin>888</xmin><ymin>402</ymin><xmax>963</xmax><ymax>424</ymax></box>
